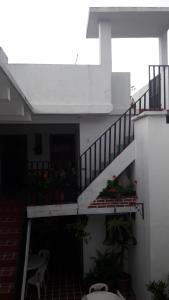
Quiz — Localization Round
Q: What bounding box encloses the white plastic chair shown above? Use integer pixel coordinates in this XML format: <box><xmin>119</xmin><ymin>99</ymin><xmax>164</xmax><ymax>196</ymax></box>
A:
<box><xmin>117</xmin><ymin>290</ymin><xmax>126</xmax><ymax>300</ymax></box>
<box><xmin>38</xmin><ymin>249</ymin><xmax>50</xmax><ymax>263</ymax></box>
<box><xmin>89</xmin><ymin>282</ymin><xmax>108</xmax><ymax>293</ymax></box>
<box><xmin>27</xmin><ymin>264</ymin><xmax>47</xmax><ymax>299</ymax></box>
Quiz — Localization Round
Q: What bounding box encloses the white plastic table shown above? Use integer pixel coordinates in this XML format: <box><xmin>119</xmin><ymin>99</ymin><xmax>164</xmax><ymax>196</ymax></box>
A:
<box><xmin>27</xmin><ymin>255</ymin><xmax>45</xmax><ymax>271</ymax></box>
<box><xmin>84</xmin><ymin>291</ymin><xmax>120</xmax><ymax>300</ymax></box>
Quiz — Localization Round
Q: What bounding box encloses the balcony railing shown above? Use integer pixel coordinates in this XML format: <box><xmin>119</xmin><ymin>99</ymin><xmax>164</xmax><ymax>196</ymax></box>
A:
<box><xmin>27</xmin><ymin>161</ymin><xmax>78</xmax><ymax>206</ymax></box>
<box><xmin>149</xmin><ymin>65</ymin><xmax>169</xmax><ymax>110</ymax></box>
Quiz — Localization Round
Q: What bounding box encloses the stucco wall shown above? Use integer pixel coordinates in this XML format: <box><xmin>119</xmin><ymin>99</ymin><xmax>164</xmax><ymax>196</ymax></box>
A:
<box><xmin>7</xmin><ymin>64</ymin><xmax>130</xmax><ymax>115</ymax></box>
<box><xmin>83</xmin><ymin>214</ymin><xmax>109</xmax><ymax>275</ymax></box>
<box><xmin>8</xmin><ymin>64</ymin><xmax>113</xmax><ymax>114</ymax></box>
<box><xmin>132</xmin><ymin>113</ymin><xmax>169</xmax><ymax>300</ymax></box>
<box><xmin>111</xmin><ymin>72</ymin><xmax>130</xmax><ymax>113</ymax></box>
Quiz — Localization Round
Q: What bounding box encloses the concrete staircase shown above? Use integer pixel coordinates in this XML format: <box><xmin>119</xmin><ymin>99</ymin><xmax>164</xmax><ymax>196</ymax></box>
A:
<box><xmin>0</xmin><ymin>198</ymin><xmax>25</xmax><ymax>300</ymax></box>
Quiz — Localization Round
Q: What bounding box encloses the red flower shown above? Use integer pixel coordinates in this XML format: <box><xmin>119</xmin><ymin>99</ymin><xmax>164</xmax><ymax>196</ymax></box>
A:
<box><xmin>109</xmin><ymin>188</ymin><xmax>117</xmax><ymax>193</ymax></box>
<box><xmin>112</xmin><ymin>175</ymin><xmax>116</xmax><ymax>180</ymax></box>
<box><xmin>42</xmin><ymin>171</ymin><xmax>48</xmax><ymax>180</ymax></box>
<box><xmin>134</xmin><ymin>180</ymin><xmax>137</xmax><ymax>184</ymax></box>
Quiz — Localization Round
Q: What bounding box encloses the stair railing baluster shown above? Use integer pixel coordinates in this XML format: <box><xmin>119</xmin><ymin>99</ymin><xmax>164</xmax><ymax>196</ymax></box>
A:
<box><xmin>118</xmin><ymin>118</ymin><xmax>121</xmax><ymax>154</ymax></box>
<box><xmin>109</xmin><ymin>128</ymin><xmax>111</xmax><ymax>163</ymax></box>
<box><xmin>144</xmin><ymin>93</ymin><xmax>146</xmax><ymax>110</ymax></box>
<box><xmin>114</xmin><ymin>122</ymin><xmax>116</xmax><ymax>159</ymax></box>
<box><xmin>139</xmin><ymin>99</ymin><xmax>141</xmax><ymax>114</ymax></box>
<box><xmin>128</xmin><ymin>108</ymin><xmax>131</xmax><ymax>144</ymax></box>
<box><xmin>79</xmin><ymin>156</ymin><xmax>82</xmax><ymax>191</ymax></box>
<box><xmin>153</xmin><ymin>65</ymin><xmax>156</xmax><ymax>109</ymax></box>
<box><xmin>104</xmin><ymin>133</ymin><xmax>107</xmax><ymax>168</ymax></box>
<box><xmin>94</xmin><ymin>142</ymin><xmax>97</xmax><ymax>178</ymax></box>
<box><xmin>79</xmin><ymin>87</ymin><xmax>155</xmax><ymax>192</ymax></box>
<box><xmin>85</xmin><ymin>152</ymin><xmax>87</xmax><ymax>187</ymax></box>
<box><xmin>123</xmin><ymin>114</ymin><xmax>126</xmax><ymax>149</ymax></box>
<box><xmin>158</xmin><ymin>65</ymin><xmax>161</xmax><ymax>110</ymax></box>
<box><xmin>89</xmin><ymin>147</ymin><xmax>92</xmax><ymax>183</ymax></box>
<box><xmin>99</xmin><ymin>138</ymin><xmax>102</xmax><ymax>173</ymax></box>
<box><xmin>164</xmin><ymin>66</ymin><xmax>166</xmax><ymax>109</ymax></box>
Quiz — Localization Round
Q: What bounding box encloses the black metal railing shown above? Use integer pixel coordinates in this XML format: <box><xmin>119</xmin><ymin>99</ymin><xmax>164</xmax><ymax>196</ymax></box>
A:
<box><xmin>27</xmin><ymin>161</ymin><xmax>78</xmax><ymax>205</ymax></box>
<box><xmin>80</xmin><ymin>86</ymin><xmax>162</xmax><ymax>192</ymax></box>
<box><xmin>149</xmin><ymin>65</ymin><xmax>168</xmax><ymax>110</ymax></box>
<box><xmin>28</xmin><ymin>160</ymin><xmax>51</xmax><ymax>171</ymax></box>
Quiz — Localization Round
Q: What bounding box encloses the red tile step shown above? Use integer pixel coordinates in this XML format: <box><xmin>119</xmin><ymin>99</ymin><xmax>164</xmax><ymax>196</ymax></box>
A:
<box><xmin>0</xmin><ymin>217</ymin><xmax>22</xmax><ymax>224</ymax></box>
<box><xmin>0</xmin><ymin>240</ymin><xmax>19</xmax><ymax>252</ymax></box>
<box><xmin>0</xmin><ymin>283</ymin><xmax>15</xmax><ymax>300</ymax></box>
<box><xmin>0</xmin><ymin>199</ymin><xmax>25</xmax><ymax>300</ymax></box>
<box><xmin>0</xmin><ymin>208</ymin><xmax>23</xmax><ymax>214</ymax></box>
<box><xmin>0</xmin><ymin>267</ymin><xmax>16</xmax><ymax>283</ymax></box>
<box><xmin>0</xmin><ymin>233</ymin><xmax>20</xmax><ymax>241</ymax></box>
<box><xmin>0</xmin><ymin>252</ymin><xmax>17</xmax><ymax>267</ymax></box>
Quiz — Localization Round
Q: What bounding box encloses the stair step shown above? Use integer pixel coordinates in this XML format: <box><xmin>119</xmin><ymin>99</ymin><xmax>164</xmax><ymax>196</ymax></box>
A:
<box><xmin>0</xmin><ymin>199</ymin><xmax>24</xmax><ymax>299</ymax></box>
<box><xmin>0</xmin><ymin>233</ymin><xmax>20</xmax><ymax>240</ymax></box>
<box><xmin>0</xmin><ymin>228</ymin><xmax>20</xmax><ymax>235</ymax></box>
<box><xmin>0</xmin><ymin>283</ymin><xmax>15</xmax><ymax>298</ymax></box>
<box><xmin>0</xmin><ymin>267</ymin><xmax>16</xmax><ymax>283</ymax></box>
<box><xmin>0</xmin><ymin>240</ymin><xmax>19</xmax><ymax>251</ymax></box>
<box><xmin>0</xmin><ymin>253</ymin><xmax>17</xmax><ymax>267</ymax></box>
<box><xmin>0</xmin><ymin>217</ymin><xmax>22</xmax><ymax>223</ymax></box>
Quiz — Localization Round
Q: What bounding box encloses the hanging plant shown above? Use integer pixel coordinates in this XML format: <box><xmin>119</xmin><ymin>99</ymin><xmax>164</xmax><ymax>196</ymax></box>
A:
<box><xmin>66</xmin><ymin>216</ymin><xmax>91</xmax><ymax>244</ymax></box>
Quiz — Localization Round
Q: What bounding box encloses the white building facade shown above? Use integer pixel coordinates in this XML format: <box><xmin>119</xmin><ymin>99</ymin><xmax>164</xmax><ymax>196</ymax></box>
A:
<box><xmin>0</xmin><ymin>6</ymin><xmax>169</xmax><ymax>300</ymax></box>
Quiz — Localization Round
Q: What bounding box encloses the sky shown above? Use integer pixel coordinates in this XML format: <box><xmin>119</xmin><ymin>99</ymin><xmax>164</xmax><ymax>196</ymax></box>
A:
<box><xmin>0</xmin><ymin>0</ymin><xmax>169</xmax><ymax>91</ymax></box>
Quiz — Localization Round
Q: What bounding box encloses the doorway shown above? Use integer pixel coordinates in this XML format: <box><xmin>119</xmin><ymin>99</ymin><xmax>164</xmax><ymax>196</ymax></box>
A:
<box><xmin>0</xmin><ymin>135</ymin><xmax>27</xmax><ymax>193</ymax></box>
<box><xmin>50</xmin><ymin>134</ymin><xmax>76</xmax><ymax>170</ymax></box>
<box><xmin>50</xmin><ymin>134</ymin><xmax>78</xmax><ymax>202</ymax></box>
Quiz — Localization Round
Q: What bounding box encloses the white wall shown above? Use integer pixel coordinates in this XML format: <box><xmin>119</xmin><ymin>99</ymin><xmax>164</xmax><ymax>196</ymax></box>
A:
<box><xmin>8</xmin><ymin>64</ymin><xmax>113</xmax><ymax>114</ymax></box>
<box><xmin>8</xmin><ymin>64</ymin><xmax>131</xmax><ymax>115</ymax></box>
<box><xmin>111</xmin><ymin>72</ymin><xmax>130</xmax><ymax>114</ymax></box>
<box><xmin>132</xmin><ymin>112</ymin><xmax>169</xmax><ymax>300</ymax></box>
<box><xmin>83</xmin><ymin>214</ymin><xmax>109</xmax><ymax>275</ymax></box>
<box><xmin>0</xmin><ymin>66</ymin><xmax>26</xmax><ymax>115</ymax></box>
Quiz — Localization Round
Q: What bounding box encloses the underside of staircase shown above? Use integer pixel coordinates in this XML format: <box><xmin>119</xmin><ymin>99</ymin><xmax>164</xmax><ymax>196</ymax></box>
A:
<box><xmin>0</xmin><ymin>198</ymin><xmax>25</xmax><ymax>300</ymax></box>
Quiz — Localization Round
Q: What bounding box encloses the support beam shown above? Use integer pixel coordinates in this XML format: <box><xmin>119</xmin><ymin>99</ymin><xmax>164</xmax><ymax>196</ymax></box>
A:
<box><xmin>99</xmin><ymin>22</ymin><xmax>112</xmax><ymax>73</ymax></box>
<box><xmin>159</xmin><ymin>30</ymin><xmax>168</xmax><ymax>65</ymax></box>
<box><xmin>21</xmin><ymin>220</ymin><xmax>32</xmax><ymax>300</ymax></box>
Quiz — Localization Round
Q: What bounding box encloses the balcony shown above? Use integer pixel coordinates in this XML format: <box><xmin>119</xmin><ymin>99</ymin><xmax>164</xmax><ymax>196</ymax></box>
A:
<box><xmin>27</xmin><ymin>161</ymin><xmax>78</xmax><ymax>207</ymax></box>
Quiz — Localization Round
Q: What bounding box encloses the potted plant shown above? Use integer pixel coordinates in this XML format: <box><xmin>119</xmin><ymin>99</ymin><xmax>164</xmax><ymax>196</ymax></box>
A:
<box><xmin>66</xmin><ymin>215</ymin><xmax>90</xmax><ymax>244</ymax></box>
<box><xmin>98</xmin><ymin>175</ymin><xmax>137</xmax><ymax>199</ymax></box>
<box><xmin>146</xmin><ymin>278</ymin><xmax>169</xmax><ymax>300</ymax></box>
<box><xmin>105</xmin><ymin>215</ymin><xmax>137</xmax><ymax>291</ymax></box>
<box><xmin>28</xmin><ymin>170</ymin><xmax>51</xmax><ymax>204</ymax></box>
<box><xmin>83</xmin><ymin>249</ymin><xmax>119</xmax><ymax>293</ymax></box>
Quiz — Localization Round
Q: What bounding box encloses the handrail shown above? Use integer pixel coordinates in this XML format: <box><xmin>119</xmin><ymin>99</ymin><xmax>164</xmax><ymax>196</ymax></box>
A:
<box><xmin>79</xmin><ymin>84</ymin><xmax>163</xmax><ymax>193</ymax></box>
<box><xmin>81</xmin><ymin>91</ymin><xmax>148</xmax><ymax>156</ymax></box>
<box><xmin>149</xmin><ymin>65</ymin><xmax>168</xmax><ymax>111</ymax></box>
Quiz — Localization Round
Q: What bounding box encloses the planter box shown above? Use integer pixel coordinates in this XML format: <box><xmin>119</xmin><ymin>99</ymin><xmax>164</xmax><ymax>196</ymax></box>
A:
<box><xmin>88</xmin><ymin>196</ymin><xmax>137</xmax><ymax>209</ymax></box>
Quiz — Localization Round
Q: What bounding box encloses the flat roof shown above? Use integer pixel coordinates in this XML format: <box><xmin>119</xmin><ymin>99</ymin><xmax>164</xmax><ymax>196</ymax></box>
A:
<box><xmin>87</xmin><ymin>7</ymin><xmax>169</xmax><ymax>38</ymax></box>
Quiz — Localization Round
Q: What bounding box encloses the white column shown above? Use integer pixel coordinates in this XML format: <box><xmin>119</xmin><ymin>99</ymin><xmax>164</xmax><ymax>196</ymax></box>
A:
<box><xmin>99</xmin><ymin>21</ymin><xmax>112</xmax><ymax>73</ymax></box>
<box><xmin>159</xmin><ymin>30</ymin><xmax>168</xmax><ymax>65</ymax></box>
<box><xmin>21</xmin><ymin>220</ymin><xmax>32</xmax><ymax>300</ymax></box>
<box><xmin>133</xmin><ymin>113</ymin><xmax>169</xmax><ymax>300</ymax></box>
